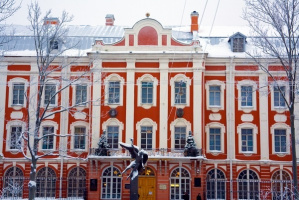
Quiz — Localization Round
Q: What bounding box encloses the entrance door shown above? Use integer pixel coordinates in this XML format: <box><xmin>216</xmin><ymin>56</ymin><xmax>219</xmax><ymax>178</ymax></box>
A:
<box><xmin>138</xmin><ymin>177</ymin><xmax>156</xmax><ymax>200</ymax></box>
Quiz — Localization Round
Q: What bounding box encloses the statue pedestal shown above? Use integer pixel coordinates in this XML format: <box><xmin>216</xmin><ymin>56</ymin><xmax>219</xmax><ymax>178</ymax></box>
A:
<box><xmin>130</xmin><ymin>177</ymin><xmax>138</xmax><ymax>200</ymax></box>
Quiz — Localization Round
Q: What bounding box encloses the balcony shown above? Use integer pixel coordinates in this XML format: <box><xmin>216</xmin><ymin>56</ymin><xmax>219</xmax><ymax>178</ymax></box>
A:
<box><xmin>89</xmin><ymin>148</ymin><xmax>202</xmax><ymax>160</ymax></box>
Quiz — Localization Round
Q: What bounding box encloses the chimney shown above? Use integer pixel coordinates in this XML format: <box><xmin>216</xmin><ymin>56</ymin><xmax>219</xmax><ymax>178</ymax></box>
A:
<box><xmin>44</xmin><ymin>17</ymin><xmax>60</xmax><ymax>25</ymax></box>
<box><xmin>190</xmin><ymin>11</ymin><xmax>199</xmax><ymax>32</ymax></box>
<box><xmin>105</xmin><ymin>14</ymin><xmax>115</xmax><ymax>26</ymax></box>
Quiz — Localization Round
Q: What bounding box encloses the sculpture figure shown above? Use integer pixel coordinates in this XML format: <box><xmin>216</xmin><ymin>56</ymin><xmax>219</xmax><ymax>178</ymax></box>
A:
<box><xmin>184</xmin><ymin>131</ymin><xmax>199</xmax><ymax>157</ymax></box>
<box><xmin>119</xmin><ymin>138</ymin><xmax>148</xmax><ymax>180</ymax></box>
<box><xmin>95</xmin><ymin>131</ymin><xmax>110</xmax><ymax>156</ymax></box>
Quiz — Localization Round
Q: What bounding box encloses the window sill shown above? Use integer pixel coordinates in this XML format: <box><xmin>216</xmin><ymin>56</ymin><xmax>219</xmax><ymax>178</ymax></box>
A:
<box><xmin>240</xmin><ymin>106</ymin><xmax>254</xmax><ymax>113</ymax></box>
<box><xmin>241</xmin><ymin>151</ymin><xmax>254</xmax><ymax>156</ymax></box>
<box><xmin>275</xmin><ymin>152</ymin><xmax>288</xmax><ymax>157</ymax></box>
<box><xmin>273</xmin><ymin>107</ymin><xmax>287</xmax><ymax>113</ymax></box>
<box><xmin>139</xmin><ymin>103</ymin><xmax>154</xmax><ymax>109</ymax></box>
<box><xmin>208</xmin><ymin>106</ymin><xmax>222</xmax><ymax>113</ymax></box>
<box><xmin>209</xmin><ymin>151</ymin><xmax>222</xmax><ymax>156</ymax></box>
<box><xmin>11</xmin><ymin>105</ymin><xmax>23</xmax><ymax>110</ymax></box>
<box><xmin>8</xmin><ymin>149</ymin><xmax>21</xmax><ymax>154</ymax></box>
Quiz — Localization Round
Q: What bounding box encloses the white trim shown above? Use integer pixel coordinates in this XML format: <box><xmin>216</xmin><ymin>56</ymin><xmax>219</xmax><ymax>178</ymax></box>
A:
<box><xmin>8</xmin><ymin>78</ymin><xmax>29</xmax><ymax>110</ymax></box>
<box><xmin>39</xmin><ymin>121</ymin><xmax>59</xmax><ymax>151</ymax></box>
<box><xmin>170</xmin><ymin>118</ymin><xmax>191</xmax><ymax>149</ymax></box>
<box><xmin>205</xmin><ymin>122</ymin><xmax>226</xmax><ymax>154</ymax></box>
<box><xmin>237</xmin><ymin>123</ymin><xmax>258</xmax><ymax>154</ymax></box>
<box><xmin>5</xmin><ymin>120</ymin><xmax>26</xmax><ymax>152</ymax></box>
<box><xmin>70</xmin><ymin>121</ymin><xmax>89</xmax><ymax>152</ymax></box>
<box><xmin>136</xmin><ymin>118</ymin><xmax>157</xmax><ymax>149</ymax></box>
<box><xmin>102</xmin><ymin>118</ymin><xmax>124</xmax><ymax>149</ymax></box>
<box><xmin>137</xmin><ymin>74</ymin><xmax>158</xmax><ymax>109</ymax></box>
<box><xmin>237</xmin><ymin>80</ymin><xmax>257</xmax><ymax>113</ymax></box>
<box><xmin>104</xmin><ymin>74</ymin><xmax>125</xmax><ymax>108</ymax></box>
<box><xmin>270</xmin><ymin>123</ymin><xmax>291</xmax><ymax>155</ymax></box>
<box><xmin>205</xmin><ymin>80</ymin><xmax>225</xmax><ymax>112</ymax></box>
<box><xmin>170</xmin><ymin>74</ymin><xmax>191</xmax><ymax>108</ymax></box>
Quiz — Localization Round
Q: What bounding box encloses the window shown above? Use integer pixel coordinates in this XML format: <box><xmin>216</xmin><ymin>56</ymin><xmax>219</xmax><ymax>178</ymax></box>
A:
<box><xmin>108</xmin><ymin>81</ymin><xmax>120</xmax><ymax>104</ymax></box>
<box><xmin>170</xmin><ymin>167</ymin><xmax>190</xmax><ymax>200</ymax></box>
<box><xmin>274</xmin><ymin>86</ymin><xmax>286</xmax><ymax>107</ymax></box>
<box><xmin>271</xmin><ymin>170</ymin><xmax>292</xmax><ymax>200</ymax></box>
<box><xmin>136</xmin><ymin>118</ymin><xmax>157</xmax><ymax>149</ymax></box>
<box><xmin>10</xmin><ymin>126</ymin><xmax>22</xmax><ymax>150</ymax></box>
<box><xmin>104</xmin><ymin>74</ymin><xmax>124</xmax><ymax>107</ymax></box>
<box><xmin>36</xmin><ymin>167</ymin><xmax>56</xmax><ymax>198</ymax></box>
<box><xmin>209</xmin><ymin>128</ymin><xmax>221</xmax><ymax>151</ymax></box>
<box><xmin>241</xmin><ymin>86</ymin><xmax>253</xmax><ymax>107</ymax></box>
<box><xmin>237</xmin><ymin>123</ymin><xmax>258</xmax><ymax>154</ymax></box>
<box><xmin>209</xmin><ymin>86</ymin><xmax>221</xmax><ymax>106</ymax></box>
<box><xmin>107</xmin><ymin>126</ymin><xmax>119</xmax><ymax>149</ymax></box>
<box><xmin>141</xmin><ymin>82</ymin><xmax>153</xmax><ymax>104</ymax></box>
<box><xmin>174</xmin><ymin>126</ymin><xmax>186</xmax><ymax>149</ymax></box>
<box><xmin>101</xmin><ymin>166</ymin><xmax>121</xmax><ymax>199</ymax></box>
<box><xmin>241</xmin><ymin>129</ymin><xmax>253</xmax><ymax>152</ymax></box>
<box><xmin>68</xmin><ymin>167</ymin><xmax>86</xmax><ymax>198</ymax></box>
<box><xmin>170</xmin><ymin>74</ymin><xmax>191</xmax><ymax>107</ymax></box>
<box><xmin>137</xmin><ymin>74</ymin><xmax>158</xmax><ymax>108</ymax></box>
<box><xmin>237</xmin><ymin>80</ymin><xmax>257</xmax><ymax>112</ymax></box>
<box><xmin>206</xmin><ymin>169</ymin><xmax>226</xmax><ymax>200</ymax></box>
<box><xmin>238</xmin><ymin>169</ymin><xmax>259</xmax><ymax>199</ymax></box>
<box><xmin>75</xmin><ymin>85</ymin><xmax>87</xmax><ymax>105</ymax></box>
<box><xmin>74</xmin><ymin>127</ymin><xmax>86</xmax><ymax>149</ymax></box>
<box><xmin>44</xmin><ymin>84</ymin><xmax>56</xmax><ymax>105</ymax></box>
<box><xmin>42</xmin><ymin>126</ymin><xmax>54</xmax><ymax>150</ymax></box>
<box><xmin>274</xmin><ymin>129</ymin><xmax>287</xmax><ymax>153</ymax></box>
<box><xmin>141</xmin><ymin>126</ymin><xmax>152</xmax><ymax>150</ymax></box>
<box><xmin>233</xmin><ymin>38</ymin><xmax>245</xmax><ymax>52</ymax></box>
<box><xmin>174</xmin><ymin>81</ymin><xmax>186</xmax><ymax>104</ymax></box>
<box><xmin>205</xmin><ymin>122</ymin><xmax>225</xmax><ymax>153</ymax></box>
<box><xmin>3</xmin><ymin>167</ymin><xmax>24</xmax><ymax>198</ymax></box>
<box><xmin>12</xmin><ymin>83</ymin><xmax>25</xmax><ymax>105</ymax></box>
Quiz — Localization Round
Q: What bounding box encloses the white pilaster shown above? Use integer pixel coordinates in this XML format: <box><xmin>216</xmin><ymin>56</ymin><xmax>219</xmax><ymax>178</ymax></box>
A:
<box><xmin>193</xmin><ymin>59</ymin><xmax>203</xmax><ymax>148</ymax></box>
<box><xmin>259</xmin><ymin>70</ymin><xmax>269</xmax><ymax>160</ymax></box>
<box><xmin>159</xmin><ymin>59</ymin><xmax>169</xmax><ymax>148</ymax></box>
<box><xmin>0</xmin><ymin>63</ymin><xmax>7</xmax><ymax>154</ymax></box>
<box><xmin>91</xmin><ymin>59</ymin><xmax>102</xmax><ymax>148</ymax></box>
<box><xmin>125</xmin><ymin>59</ymin><xmax>135</xmax><ymax>143</ymax></box>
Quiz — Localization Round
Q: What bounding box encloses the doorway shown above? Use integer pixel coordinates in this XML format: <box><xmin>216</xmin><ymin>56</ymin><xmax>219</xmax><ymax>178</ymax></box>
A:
<box><xmin>138</xmin><ymin>167</ymin><xmax>156</xmax><ymax>200</ymax></box>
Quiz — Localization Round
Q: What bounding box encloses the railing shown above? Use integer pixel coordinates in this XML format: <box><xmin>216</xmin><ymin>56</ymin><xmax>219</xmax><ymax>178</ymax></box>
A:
<box><xmin>89</xmin><ymin>148</ymin><xmax>202</xmax><ymax>157</ymax></box>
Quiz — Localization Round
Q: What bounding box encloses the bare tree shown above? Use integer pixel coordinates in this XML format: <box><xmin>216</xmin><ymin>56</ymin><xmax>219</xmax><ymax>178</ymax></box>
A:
<box><xmin>15</xmin><ymin>2</ymin><xmax>95</xmax><ymax>200</ymax></box>
<box><xmin>244</xmin><ymin>0</ymin><xmax>299</xmax><ymax>196</ymax></box>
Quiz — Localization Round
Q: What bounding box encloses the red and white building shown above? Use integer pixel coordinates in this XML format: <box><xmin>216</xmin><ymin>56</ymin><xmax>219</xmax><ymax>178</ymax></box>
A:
<box><xmin>0</xmin><ymin>11</ymin><xmax>298</xmax><ymax>200</ymax></box>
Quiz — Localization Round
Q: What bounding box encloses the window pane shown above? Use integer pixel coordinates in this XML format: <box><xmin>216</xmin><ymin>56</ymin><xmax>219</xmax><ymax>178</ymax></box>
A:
<box><xmin>74</xmin><ymin>127</ymin><xmax>86</xmax><ymax>149</ymax></box>
<box><xmin>274</xmin><ymin>86</ymin><xmax>286</xmax><ymax>107</ymax></box>
<box><xmin>209</xmin><ymin>86</ymin><xmax>221</xmax><ymax>106</ymax></box>
<box><xmin>241</xmin><ymin>86</ymin><xmax>253</xmax><ymax>107</ymax></box>
<box><xmin>174</xmin><ymin>81</ymin><xmax>186</xmax><ymax>104</ymax></box>
<box><xmin>241</xmin><ymin>129</ymin><xmax>253</xmax><ymax>152</ymax></box>
<box><xmin>140</xmin><ymin>126</ymin><xmax>152</xmax><ymax>150</ymax></box>
<box><xmin>108</xmin><ymin>81</ymin><xmax>120</xmax><ymax>104</ymax></box>
<box><xmin>10</xmin><ymin>126</ymin><xmax>22</xmax><ymax>150</ymax></box>
<box><xmin>76</xmin><ymin>85</ymin><xmax>87</xmax><ymax>105</ymax></box>
<box><xmin>141</xmin><ymin>82</ymin><xmax>153</xmax><ymax>104</ymax></box>
<box><xmin>44</xmin><ymin>84</ymin><xmax>56</xmax><ymax>105</ymax></box>
<box><xmin>107</xmin><ymin>126</ymin><xmax>119</xmax><ymax>149</ymax></box>
<box><xmin>12</xmin><ymin>83</ymin><xmax>25</xmax><ymax>105</ymax></box>
<box><xmin>42</xmin><ymin>126</ymin><xmax>54</xmax><ymax>149</ymax></box>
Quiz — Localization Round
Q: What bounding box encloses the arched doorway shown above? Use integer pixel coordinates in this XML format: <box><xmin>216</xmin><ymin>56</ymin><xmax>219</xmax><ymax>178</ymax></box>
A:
<box><xmin>138</xmin><ymin>166</ymin><xmax>156</xmax><ymax>200</ymax></box>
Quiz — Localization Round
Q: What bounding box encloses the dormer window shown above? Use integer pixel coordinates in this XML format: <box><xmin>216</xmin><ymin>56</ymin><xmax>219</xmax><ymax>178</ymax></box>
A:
<box><xmin>228</xmin><ymin>32</ymin><xmax>246</xmax><ymax>52</ymax></box>
<box><xmin>50</xmin><ymin>40</ymin><xmax>59</xmax><ymax>50</ymax></box>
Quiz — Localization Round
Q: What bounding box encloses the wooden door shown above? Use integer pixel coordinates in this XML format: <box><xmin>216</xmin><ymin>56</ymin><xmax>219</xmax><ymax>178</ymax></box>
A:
<box><xmin>138</xmin><ymin>177</ymin><xmax>156</xmax><ymax>200</ymax></box>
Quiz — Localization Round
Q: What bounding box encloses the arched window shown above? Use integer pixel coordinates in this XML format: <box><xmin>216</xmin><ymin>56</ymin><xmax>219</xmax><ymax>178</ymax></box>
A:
<box><xmin>272</xmin><ymin>170</ymin><xmax>292</xmax><ymax>200</ymax></box>
<box><xmin>170</xmin><ymin>167</ymin><xmax>190</xmax><ymax>200</ymax></box>
<box><xmin>139</xmin><ymin>166</ymin><xmax>155</xmax><ymax>176</ymax></box>
<box><xmin>36</xmin><ymin>167</ymin><xmax>56</xmax><ymax>198</ymax></box>
<box><xmin>101</xmin><ymin>166</ymin><xmax>122</xmax><ymax>199</ymax></box>
<box><xmin>68</xmin><ymin>167</ymin><xmax>86</xmax><ymax>198</ymax></box>
<box><xmin>3</xmin><ymin>166</ymin><xmax>24</xmax><ymax>198</ymax></box>
<box><xmin>238</xmin><ymin>169</ymin><xmax>259</xmax><ymax>199</ymax></box>
<box><xmin>206</xmin><ymin>169</ymin><xmax>226</xmax><ymax>199</ymax></box>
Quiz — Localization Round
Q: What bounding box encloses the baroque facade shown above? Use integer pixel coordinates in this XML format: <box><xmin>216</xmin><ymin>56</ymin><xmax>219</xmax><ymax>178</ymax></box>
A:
<box><xmin>0</xmin><ymin>11</ymin><xmax>298</xmax><ymax>200</ymax></box>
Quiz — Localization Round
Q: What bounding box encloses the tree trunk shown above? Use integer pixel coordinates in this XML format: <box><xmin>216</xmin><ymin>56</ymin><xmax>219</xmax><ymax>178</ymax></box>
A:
<box><xmin>290</xmin><ymin>113</ymin><xmax>298</xmax><ymax>197</ymax></box>
<box><xmin>28</xmin><ymin>159</ymin><xmax>37</xmax><ymax>200</ymax></box>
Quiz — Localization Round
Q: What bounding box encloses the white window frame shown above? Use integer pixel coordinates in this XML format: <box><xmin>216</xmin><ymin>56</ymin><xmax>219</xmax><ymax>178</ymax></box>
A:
<box><xmin>270</xmin><ymin>123</ymin><xmax>291</xmax><ymax>155</ymax></box>
<box><xmin>136</xmin><ymin>118</ymin><xmax>157</xmax><ymax>149</ymax></box>
<box><xmin>271</xmin><ymin>81</ymin><xmax>288</xmax><ymax>112</ymax></box>
<box><xmin>205</xmin><ymin>122</ymin><xmax>226</xmax><ymax>154</ymax></box>
<box><xmin>237</xmin><ymin>123</ymin><xmax>258</xmax><ymax>154</ymax></box>
<box><xmin>104</xmin><ymin>74</ymin><xmax>125</xmax><ymax>107</ymax></box>
<box><xmin>8</xmin><ymin>78</ymin><xmax>29</xmax><ymax>110</ymax></box>
<box><xmin>170</xmin><ymin>118</ymin><xmax>191</xmax><ymax>150</ymax></box>
<box><xmin>170</xmin><ymin>74</ymin><xmax>191</xmax><ymax>108</ymax></box>
<box><xmin>71</xmin><ymin>80</ymin><xmax>89</xmax><ymax>109</ymax></box>
<box><xmin>42</xmin><ymin>80</ymin><xmax>59</xmax><ymax>107</ymax></box>
<box><xmin>137</xmin><ymin>74</ymin><xmax>158</xmax><ymax>109</ymax></box>
<box><xmin>70</xmin><ymin>121</ymin><xmax>89</xmax><ymax>151</ymax></box>
<box><xmin>101</xmin><ymin>166</ymin><xmax>122</xmax><ymax>199</ymax></box>
<box><xmin>205</xmin><ymin>80</ymin><xmax>225</xmax><ymax>112</ymax></box>
<box><xmin>39</xmin><ymin>121</ymin><xmax>58</xmax><ymax>151</ymax></box>
<box><xmin>237</xmin><ymin>80</ymin><xmax>257</xmax><ymax>112</ymax></box>
<box><xmin>5</xmin><ymin>120</ymin><xmax>26</xmax><ymax>152</ymax></box>
<box><xmin>102</xmin><ymin>118</ymin><xmax>124</xmax><ymax>149</ymax></box>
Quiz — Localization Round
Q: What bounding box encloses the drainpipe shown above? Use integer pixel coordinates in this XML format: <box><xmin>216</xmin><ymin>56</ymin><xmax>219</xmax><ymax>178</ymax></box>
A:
<box><xmin>228</xmin><ymin>57</ymin><xmax>234</xmax><ymax>200</ymax></box>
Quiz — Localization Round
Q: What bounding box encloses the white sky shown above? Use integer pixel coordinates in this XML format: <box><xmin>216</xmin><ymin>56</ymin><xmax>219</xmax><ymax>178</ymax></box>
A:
<box><xmin>7</xmin><ymin>0</ymin><xmax>247</xmax><ymax>27</ymax></box>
